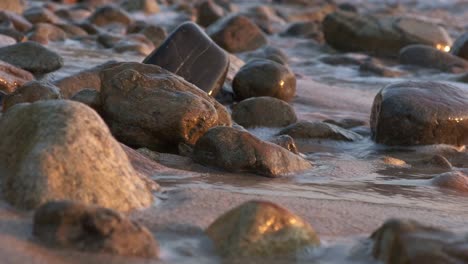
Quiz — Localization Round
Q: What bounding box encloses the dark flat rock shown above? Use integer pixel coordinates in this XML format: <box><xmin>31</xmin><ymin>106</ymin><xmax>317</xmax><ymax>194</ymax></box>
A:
<box><xmin>143</xmin><ymin>22</ymin><xmax>229</xmax><ymax>97</ymax></box>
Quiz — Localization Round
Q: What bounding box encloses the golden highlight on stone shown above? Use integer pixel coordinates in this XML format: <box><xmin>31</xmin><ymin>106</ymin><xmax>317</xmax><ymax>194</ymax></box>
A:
<box><xmin>436</xmin><ymin>44</ymin><xmax>451</xmax><ymax>52</ymax></box>
<box><xmin>206</xmin><ymin>200</ymin><xmax>320</xmax><ymax>258</ymax></box>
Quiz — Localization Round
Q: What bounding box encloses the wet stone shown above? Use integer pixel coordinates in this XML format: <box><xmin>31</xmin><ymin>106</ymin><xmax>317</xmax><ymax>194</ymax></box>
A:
<box><xmin>88</xmin><ymin>5</ymin><xmax>132</xmax><ymax>27</ymax></box>
<box><xmin>196</xmin><ymin>0</ymin><xmax>225</xmax><ymax>27</ymax></box>
<box><xmin>245</xmin><ymin>45</ymin><xmax>289</xmax><ymax>65</ymax></box>
<box><xmin>0</xmin><ymin>11</ymin><xmax>32</xmax><ymax>32</ymax></box>
<box><xmin>0</xmin><ymin>27</ymin><xmax>25</xmax><ymax>42</ymax></box>
<box><xmin>281</xmin><ymin>21</ymin><xmax>323</xmax><ymax>41</ymax></box>
<box><xmin>278</xmin><ymin>121</ymin><xmax>363</xmax><ymax>141</ymax></box>
<box><xmin>33</xmin><ymin>200</ymin><xmax>159</xmax><ymax>258</ymax></box>
<box><xmin>192</xmin><ymin>126</ymin><xmax>311</xmax><ymax>177</ymax></box>
<box><xmin>23</xmin><ymin>7</ymin><xmax>61</xmax><ymax>24</ymax></box>
<box><xmin>143</xmin><ymin>22</ymin><xmax>229</xmax><ymax>97</ymax></box>
<box><xmin>70</xmin><ymin>88</ymin><xmax>102</xmax><ymax>113</ymax></box>
<box><xmin>370</xmin><ymin>81</ymin><xmax>468</xmax><ymax>146</ymax></box>
<box><xmin>3</xmin><ymin>81</ymin><xmax>61</xmax><ymax>112</ymax></box>
<box><xmin>323</xmin><ymin>118</ymin><xmax>367</xmax><ymax>129</ymax></box>
<box><xmin>451</xmin><ymin>32</ymin><xmax>468</xmax><ymax>60</ymax></box>
<box><xmin>0</xmin><ymin>60</ymin><xmax>34</xmax><ymax>93</ymax></box>
<box><xmin>233</xmin><ymin>59</ymin><xmax>296</xmax><ymax>102</ymax></box>
<box><xmin>432</xmin><ymin>171</ymin><xmax>468</xmax><ymax>193</ymax></box>
<box><xmin>27</xmin><ymin>23</ymin><xmax>68</xmax><ymax>44</ymax></box>
<box><xmin>206</xmin><ymin>200</ymin><xmax>320</xmax><ymax>258</ymax></box>
<box><xmin>400</xmin><ymin>44</ymin><xmax>468</xmax><ymax>73</ymax></box>
<box><xmin>268</xmin><ymin>135</ymin><xmax>299</xmax><ymax>154</ymax></box>
<box><xmin>207</xmin><ymin>14</ymin><xmax>268</xmax><ymax>53</ymax></box>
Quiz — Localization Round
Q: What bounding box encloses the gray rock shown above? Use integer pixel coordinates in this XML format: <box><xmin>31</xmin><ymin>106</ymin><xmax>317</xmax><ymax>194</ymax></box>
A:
<box><xmin>207</xmin><ymin>14</ymin><xmax>267</xmax><ymax>53</ymax></box>
<box><xmin>278</xmin><ymin>121</ymin><xmax>363</xmax><ymax>141</ymax></box>
<box><xmin>370</xmin><ymin>81</ymin><xmax>468</xmax><ymax>146</ymax></box>
<box><xmin>0</xmin><ymin>41</ymin><xmax>63</xmax><ymax>74</ymax></box>
<box><xmin>323</xmin><ymin>11</ymin><xmax>452</xmax><ymax>57</ymax></box>
<box><xmin>232</xmin><ymin>96</ymin><xmax>297</xmax><ymax>128</ymax></box>
<box><xmin>70</xmin><ymin>88</ymin><xmax>101</xmax><ymax>113</ymax></box>
<box><xmin>3</xmin><ymin>81</ymin><xmax>61</xmax><ymax>112</ymax></box>
<box><xmin>34</xmin><ymin>201</ymin><xmax>159</xmax><ymax>258</ymax></box>
<box><xmin>100</xmin><ymin>62</ymin><xmax>231</xmax><ymax>152</ymax></box>
<box><xmin>400</xmin><ymin>44</ymin><xmax>468</xmax><ymax>73</ymax></box>
<box><xmin>0</xmin><ymin>27</ymin><xmax>25</xmax><ymax>42</ymax></box>
<box><xmin>193</xmin><ymin>126</ymin><xmax>312</xmax><ymax>177</ymax></box>
<box><xmin>0</xmin><ymin>10</ymin><xmax>32</xmax><ymax>32</ymax></box>
<box><xmin>144</xmin><ymin>22</ymin><xmax>229</xmax><ymax>97</ymax></box>
<box><xmin>233</xmin><ymin>59</ymin><xmax>296</xmax><ymax>101</ymax></box>
<box><xmin>0</xmin><ymin>100</ymin><xmax>153</xmax><ymax>211</ymax></box>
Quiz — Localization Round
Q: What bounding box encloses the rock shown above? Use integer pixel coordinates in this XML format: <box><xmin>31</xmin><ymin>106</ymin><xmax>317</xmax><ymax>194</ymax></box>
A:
<box><xmin>23</xmin><ymin>7</ymin><xmax>61</xmax><ymax>24</ymax></box>
<box><xmin>382</xmin><ymin>156</ymin><xmax>407</xmax><ymax>167</ymax></box>
<box><xmin>359</xmin><ymin>59</ymin><xmax>405</xmax><ymax>77</ymax></box>
<box><xmin>55</xmin><ymin>7</ymin><xmax>92</xmax><ymax>22</ymax></box>
<box><xmin>323</xmin><ymin>11</ymin><xmax>452</xmax><ymax>57</ymax></box>
<box><xmin>113</xmin><ymin>34</ymin><xmax>155</xmax><ymax>56</ymax></box>
<box><xmin>0</xmin><ymin>41</ymin><xmax>63</xmax><ymax>74</ymax></box>
<box><xmin>323</xmin><ymin>118</ymin><xmax>367</xmax><ymax>129</ymax></box>
<box><xmin>338</xmin><ymin>3</ymin><xmax>358</xmax><ymax>13</ymax></box>
<box><xmin>428</xmin><ymin>155</ymin><xmax>452</xmax><ymax>169</ymax></box>
<box><xmin>88</xmin><ymin>5</ymin><xmax>132</xmax><ymax>27</ymax></box>
<box><xmin>0</xmin><ymin>34</ymin><xmax>16</xmax><ymax>47</ymax></box>
<box><xmin>0</xmin><ymin>27</ymin><xmax>25</xmax><ymax>42</ymax></box>
<box><xmin>196</xmin><ymin>0</ymin><xmax>225</xmax><ymax>27</ymax></box>
<box><xmin>281</xmin><ymin>21</ymin><xmax>323</xmax><ymax>41</ymax></box>
<box><xmin>246</xmin><ymin>45</ymin><xmax>289</xmax><ymax>65</ymax></box>
<box><xmin>143</xmin><ymin>22</ymin><xmax>229</xmax><ymax>97</ymax></box>
<box><xmin>0</xmin><ymin>100</ymin><xmax>153</xmax><ymax>211</ymax></box>
<box><xmin>70</xmin><ymin>88</ymin><xmax>101</xmax><ymax>113</ymax></box>
<box><xmin>0</xmin><ymin>11</ymin><xmax>32</xmax><ymax>32</ymax></box>
<box><xmin>207</xmin><ymin>15</ymin><xmax>268</xmax><ymax>53</ymax></box>
<box><xmin>56</xmin><ymin>23</ymin><xmax>88</xmax><ymax>37</ymax></box>
<box><xmin>451</xmin><ymin>32</ymin><xmax>468</xmax><ymax>60</ymax></box>
<box><xmin>54</xmin><ymin>60</ymin><xmax>118</xmax><ymax>98</ymax></box>
<box><xmin>121</xmin><ymin>0</ymin><xmax>160</xmax><ymax>14</ymax></box>
<box><xmin>97</xmin><ymin>33</ymin><xmax>122</xmax><ymax>48</ymax></box>
<box><xmin>269</xmin><ymin>135</ymin><xmax>299</xmax><ymax>154</ymax></box>
<box><xmin>193</xmin><ymin>126</ymin><xmax>311</xmax><ymax>177</ymax></box>
<box><xmin>370</xmin><ymin>81</ymin><xmax>468</xmax><ymax>146</ymax></box>
<box><xmin>100</xmin><ymin>62</ymin><xmax>231</xmax><ymax>152</ymax></box>
<box><xmin>233</xmin><ymin>59</ymin><xmax>296</xmax><ymax>101</ymax></box>
<box><xmin>33</xmin><ymin>201</ymin><xmax>159</xmax><ymax>258</ymax></box>
<box><xmin>278</xmin><ymin>121</ymin><xmax>363</xmax><ymax>141</ymax></box>
<box><xmin>0</xmin><ymin>0</ymin><xmax>24</xmax><ymax>14</ymax></box>
<box><xmin>206</xmin><ymin>200</ymin><xmax>320</xmax><ymax>258</ymax></box>
<box><xmin>244</xmin><ymin>5</ymin><xmax>286</xmax><ymax>34</ymax></box>
<box><xmin>232</xmin><ymin>96</ymin><xmax>297</xmax><ymax>128</ymax></box>
<box><xmin>432</xmin><ymin>171</ymin><xmax>468</xmax><ymax>192</ymax></box>
<box><xmin>399</xmin><ymin>45</ymin><xmax>468</xmax><ymax>73</ymax></box>
<box><xmin>27</xmin><ymin>23</ymin><xmax>68</xmax><ymax>44</ymax></box>
<box><xmin>0</xmin><ymin>60</ymin><xmax>34</xmax><ymax>93</ymax></box>
<box><xmin>128</xmin><ymin>23</ymin><xmax>167</xmax><ymax>48</ymax></box>
<box><xmin>371</xmin><ymin>218</ymin><xmax>468</xmax><ymax>264</ymax></box>
<box><xmin>319</xmin><ymin>53</ymin><xmax>369</xmax><ymax>66</ymax></box>
<box><xmin>3</xmin><ymin>81</ymin><xmax>61</xmax><ymax>111</ymax></box>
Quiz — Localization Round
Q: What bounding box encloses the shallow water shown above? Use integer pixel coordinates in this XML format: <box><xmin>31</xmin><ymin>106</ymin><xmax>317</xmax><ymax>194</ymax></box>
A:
<box><xmin>39</xmin><ymin>0</ymin><xmax>468</xmax><ymax>263</ymax></box>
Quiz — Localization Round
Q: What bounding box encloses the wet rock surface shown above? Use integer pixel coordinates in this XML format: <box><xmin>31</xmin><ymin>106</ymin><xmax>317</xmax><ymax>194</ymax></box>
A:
<box><xmin>206</xmin><ymin>200</ymin><xmax>320</xmax><ymax>258</ymax></box>
<box><xmin>232</xmin><ymin>96</ymin><xmax>297</xmax><ymax>128</ymax></box>
<box><xmin>0</xmin><ymin>100</ymin><xmax>153</xmax><ymax>211</ymax></box>
<box><xmin>0</xmin><ymin>60</ymin><xmax>34</xmax><ymax>93</ymax></box>
<box><xmin>371</xmin><ymin>81</ymin><xmax>468</xmax><ymax>146</ymax></box>
<box><xmin>399</xmin><ymin>45</ymin><xmax>468</xmax><ymax>73</ymax></box>
<box><xmin>451</xmin><ymin>32</ymin><xmax>468</xmax><ymax>60</ymax></box>
<box><xmin>192</xmin><ymin>126</ymin><xmax>311</xmax><ymax>177</ymax></box>
<box><xmin>33</xmin><ymin>201</ymin><xmax>159</xmax><ymax>258</ymax></box>
<box><xmin>278</xmin><ymin>121</ymin><xmax>363</xmax><ymax>141</ymax></box>
<box><xmin>233</xmin><ymin>59</ymin><xmax>296</xmax><ymax>101</ymax></box>
<box><xmin>0</xmin><ymin>41</ymin><xmax>63</xmax><ymax>74</ymax></box>
<box><xmin>143</xmin><ymin>22</ymin><xmax>229</xmax><ymax>97</ymax></box>
<box><xmin>100</xmin><ymin>62</ymin><xmax>231</xmax><ymax>152</ymax></box>
<box><xmin>2</xmin><ymin>81</ymin><xmax>61</xmax><ymax>111</ymax></box>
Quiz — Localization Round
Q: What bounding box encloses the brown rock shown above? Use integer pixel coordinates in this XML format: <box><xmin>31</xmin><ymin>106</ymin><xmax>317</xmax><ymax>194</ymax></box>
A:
<box><xmin>451</xmin><ymin>32</ymin><xmax>468</xmax><ymax>60</ymax></box>
<box><xmin>88</xmin><ymin>5</ymin><xmax>132</xmax><ymax>27</ymax></box>
<box><xmin>0</xmin><ymin>60</ymin><xmax>34</xmax><ymax>93</ymax></box>
<box><xmin>399</xmin><ymin>44</ymin><xmax>468</xmax><ymax>73</ymax></box>
<box><xmin>278</xmin><ymin>121</ymin><xmax>363</xmax><ymax>141</ymax></box>
<box><xmin>27</xmin><ymin>23</ymin><xmax>67</xmax><ymax>44</ymax></box>
<box><xmin>3</xmin><ymin>81</ymin><xmax>61</xmax><ymax>112</ymax></box>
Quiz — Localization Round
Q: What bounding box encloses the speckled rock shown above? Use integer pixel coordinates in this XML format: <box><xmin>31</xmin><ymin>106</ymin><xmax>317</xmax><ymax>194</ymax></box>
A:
<box><xmin>206</xmin><ymin>200</ymin><xmax>320</xmax><ymax>258</ymax></box>
<box><xmin>34</xmin><ymin>201</ymin><xmax>159</xmax><ymax>258</ymax></box>
<box><xmin>370</xmin><ymin>81</ymin><xmax>468</xmax><ymax>146</ymax></box>
<box><xmin>0</xmin><ymin>100</ymin><xmax>153</xmax><ymax>211</ymax></box>
<box><xmin>3</xmin><ymin>81</ymin><xmax>61</xmax><ymax>111</ymax></box>
<box><xmin>193</xmin><ymin>126</ymin><xmax>311</xmax><ymax>177</ymax></box>
<box><xmin>278</xmin><ymin>121</ymin><xmax>363</xmax><ymax>141</ymax></box>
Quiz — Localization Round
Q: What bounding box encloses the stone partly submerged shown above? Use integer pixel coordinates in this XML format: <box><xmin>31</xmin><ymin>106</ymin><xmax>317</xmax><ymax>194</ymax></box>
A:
<box><xmin>143</xmin><ymin>22</ymin><xmax>229</xmax><ymax>97</ymax></box>
<box><xmin>0</xmin><ymin>100</ymin><xmax>153</xmax><ymax>211</ymax></box>
<box><xmin>99</xmin><ymin>62</ymin><xmax>231</xmax><ymax>152</ymax></box>
<box><xmin>278</xmin><ymin>121</ymin><xmax>363</xmax><ymax>142</ymax></box>
<box><xmin>370</xmin><ymin>81</ymin><xmax>468</xmax><ymax>146</ymax></box>
<box><xmin>34</xmin><ymin>200</ymin><xmax>159</xmax><ymax>258</ymax></box>
<box><xmin>399</xmin><ymin>44</ymin><xmax>468</xmax><ymax>73</ymax></box>
<box><xmin>192</xmin><ymin>126</ymin><xmax>311</xmax><ymax>177</ymax></box>
<box><xmin>371</xmin><ymin>218</ymin><xmax>468</xmax><ymax>264</ymax></box>
<box><xmin>323</xmin><ymin>11</ymin><xmax>452</xmax><ymax>57</ymax></box>
<box><xmin>206</xmin><ymin>200</ymin><xmax>320</xmax><ymax>259</ymax></box>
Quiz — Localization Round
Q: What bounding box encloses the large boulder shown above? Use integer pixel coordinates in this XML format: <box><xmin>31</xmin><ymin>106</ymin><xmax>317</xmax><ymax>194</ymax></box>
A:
<box><xmin>0</xmin><ymin>100</ymin><xmax>153</xmax><ymax>211</ymax></box>
<box><xmin>278</xmin><ymin>121</ymin><xmax>363</xmax><ymax>141</ymax></box>
<box><xmin>2</xmin><ymin>81</ymin><xmax>61</xmax><ymax>111</ymax></box>
<box><xmin>34</xmin><ymin>201</ymin><xmax>159</xmax><ymax>258</ymax></box>
<box><xmin>206</xmin><ymin>200</ymin><xmax>320</xmax><ymax>258</ymax></box>
<box><xmin>232</xmin><ymin>96</ymin><xmax>297</xmax><ymax>128</ymax></box>
<box><xmin>207</xmin><ymin>15</ymin><xmax>267</xmax><ymax>53</ymax></box>
<box><xmin>323</xmin><ymin>11</ymin><xmax>452</xmax><ymax>57</ymax></box>
<box><xmin>370</xmin><ymin>81</ymin><xmax>468</xmax><ymax>146</ymax></box>
<box><xmin>399</xmin><ymin>45</ymin><xmax>468</xmax><ymax>73</ymax></box>
<box><xmin>0</xmin><ymin>60</ymin><xmax>34</xmax><ymax>93</ymax></box>
<box><xmin>99</xmin><ymin>62</ymin><xmax>231</xmax><ymax>152</ymax></box>
<box><xmin>451</xmin><ymin>32</ymin><xmax>468</xmax><ymax>60</ymax></box>
<box><xmin>192</xmin><ymin>126</ymin><xmax>311</xmax><ymax>177</ymax></box>
<box><xmin>143</xmin><ymin>22</ymin><xmax>229</xmax><ymax>97</ymax></box>
<box><xmin>0</xmin><ymin>41</ymin><xmax>63</xmax><ymax>74</ymax></box>
<box><xmin>371</xmin><ymin>219</ymin><xmax>468</xmax><ymax>264</ymax></box>
<box><xmin>233</xmin><ymin>59</ymin><xmax>296</xmax><ymax>102</ymax></box>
